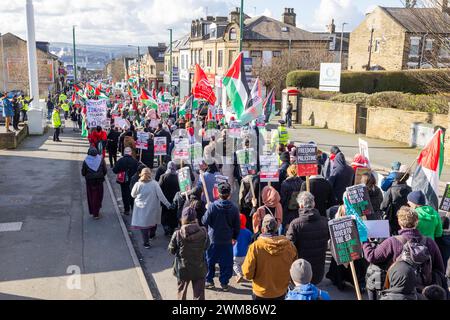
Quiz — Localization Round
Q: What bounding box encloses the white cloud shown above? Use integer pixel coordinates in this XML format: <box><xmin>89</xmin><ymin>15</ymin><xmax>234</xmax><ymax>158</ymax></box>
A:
<box><xmin>311</xmin><ymin>0</ymin><xmax>364</xmax><ymax>31</ymax></box>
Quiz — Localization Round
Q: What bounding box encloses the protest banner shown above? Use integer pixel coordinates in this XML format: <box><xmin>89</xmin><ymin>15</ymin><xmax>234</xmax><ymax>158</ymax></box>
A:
<box><xmin>260</xmin><ymin>155</ymin><xmax>279</xmax><ymax>183</ymax></box>
<box><xmin>297</xmin><ymin>143</ymin><xmax>318</xmax><ymax>191</ymax></box>
<box><xmin>136</xmin><ymin>132</ymin><xmax>149</xmax><ymax>150</ymax></box>
<box><xmin>364</xmin><ymin>220</ymin><xmax>390</xmax><ymax>239</ymax></box>
<box><xmin>359</xmin><ymin>138</ymin><xmax>370</xmax><ymax>161</ymax></box>
<box><xmin>173</xmin><ymin>138</ymin><xmax>190</xmax><ymax>161</ymax></box>
<box><xmin>154</xmin><ymin>137</ymin><xmax>167</xmax><ymax>156</ymax></box>
<box><xmin>229</xmin><ymin>121</ymin><xmax>242</xmax><ymax>139</ymax></box>
<box><xmin>345</xmin><ymin>184</ymin><xmax>375</xmax><ymax>218</ymax></box>
<box><xmin>86</xmin><ymin>100</ymin><xmax>108</xmax><ymax>128</ymax></box>
<box><xmin>440</xmin><ymin>183</ymin><xmax>450</xmax><ymax>212</ymax></box>
<box><xmin>178</xmin><ymin>167</ymin><xmax>192</xmax><ymax>194</ymax></box>
<box><xmin>328</xmin><ymin>216</ymin><xmax>363</xmax><ymax>300</ymax></box>
<box><xmin>354</xmin><ymin>167</ymin><xmax>371</xmax><ymax>185</ymax></box>
<box><xmin>160</xmin><ymin>103</ymin><xmax>170</xmax><ymax>119</ymax></box>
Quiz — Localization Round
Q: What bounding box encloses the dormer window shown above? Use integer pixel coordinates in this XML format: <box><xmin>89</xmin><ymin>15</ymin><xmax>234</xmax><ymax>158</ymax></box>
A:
<box><xmin>230</xmin><ymin>28</ymin><xmax>237</xmax><ymax>41</ymax></box>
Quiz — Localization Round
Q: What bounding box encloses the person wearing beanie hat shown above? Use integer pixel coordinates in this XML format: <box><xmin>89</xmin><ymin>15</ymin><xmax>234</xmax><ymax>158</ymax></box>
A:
<box><xmin>233</xmin><ymin>214</ymin><xmax>253</xmax><ymax>283</ymax></box>
<box><xmin>113</xmin><ymin>145</ymin><xmax>139</xmax><ymax>215</ymax></box>
<box><xmin>168</xmin><ymin>207</ymin><xmax>210</xmax><ymax>300</ymax></box>
<box><xmin>202</xmin><ymin>180</ymin><xmax>240</xmax><ymax>292</ymax></box>
<box><xmin>242</xmin><ymin>215</ymin><xmax>297</xmax><ymax>300</ymax></box>
<box><xmin>408</xmin><ymin>191</ymin><xmax>443</xmax><ymax>240</ymax></box>
<box><xmin>286</xmin><ymin>259</ymin><xmax>331</xmax><ymax>300</ymax></box>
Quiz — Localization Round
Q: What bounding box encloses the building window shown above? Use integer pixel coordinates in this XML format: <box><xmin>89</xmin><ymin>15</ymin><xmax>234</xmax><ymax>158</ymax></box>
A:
<box><xmin>425</xmin><ymin>39</ymin><xmax>434</xmax><ymax>51</ymax></box>
<box><xmin>218</xmin><ymin>50</ymin><xmax>223</xmax><ymax>68</ymax></box>
<box><xmin>229</xmin><ymin>50</ymin><xmax>237</xmax><ymax>68</ymax></box>
<box><xmin>329</xmin><ymin>36</ymin><xmax>336</xmax><ymax>51</ymax></box>
<box><xmin>229</xmin><ymin>28</ymin><xmax>237</xmax><ymax>41</ymax></box>
<box><xmin>409</xmin><ymin>37</ymin><xmax>421</xmax><ymax>57</ymax></box>
<box><xmin>151</xmin><ymin>66</ymin><xmax>155</xmax><ymax>75</ymax></box>
<box><xmin>374</xmin><ymin>39</ymin><xmax>381</xmax><ymax>53</ymax></box>
<box><xmin>439</xmin><ymin>38</ymin><xmax>450</xmax><ymax>58</ymax></box>
<box><xmin>273</xmin><ymin>51</ymin><xmax>282</xmax><ymax>58</ymax></box>
<box><xmin>206</xmin><ymin>51</ymin><xmax>212</xmax><ymax>67</ymax></box>
<box><xmin>251</xmin><ymin>50</ymin><xmax>262</xmax><ymax>58</ymax></box>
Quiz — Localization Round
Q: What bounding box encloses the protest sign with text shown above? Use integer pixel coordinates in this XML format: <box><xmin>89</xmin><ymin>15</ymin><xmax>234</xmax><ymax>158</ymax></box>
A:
<box><xmin>297</xmin><ymin>144</ymin><xmax>318</xmax><ymax>177</ymax></box>
<box><xmin>154</xmin><ymin>137</ymin><xmax>167</xmax><ymax>156</ymax></box>
<box><xmin>86</xmin><ymin>100</ymin><xmax>108</xmax><ymax>129</ymax></box>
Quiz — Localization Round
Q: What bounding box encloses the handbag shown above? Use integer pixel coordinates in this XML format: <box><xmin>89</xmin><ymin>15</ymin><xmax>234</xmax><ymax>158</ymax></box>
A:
<box><xmin>116</xmin><ymin>171</ymin><xmax>127</xmax><ymax>184</ymax></box>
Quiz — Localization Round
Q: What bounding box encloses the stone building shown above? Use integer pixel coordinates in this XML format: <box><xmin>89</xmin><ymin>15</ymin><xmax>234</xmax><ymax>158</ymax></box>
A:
<box><xmin>0</xmin><ymin>32</ymin><xmax>63</xmax><ymax>96</ymax></box>
<box><xmin>314</xmin><ymin>19</ymin><xmax>350</xmax><ymax>69</ymax></box>
<box><xmin>348</xmin><ymin>5</ymin><xmax>450</xmax><ymax>71</ymax></box>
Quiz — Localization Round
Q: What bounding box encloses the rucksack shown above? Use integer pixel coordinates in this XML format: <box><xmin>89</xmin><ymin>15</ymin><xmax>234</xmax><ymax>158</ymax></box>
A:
<box><xmin>287</xmin><ymin>191</ymin><xmax>300</xmax><ymax>211</ymax></box>
<box><xmin>395</xmin><ymin>236</ymin><xmax>433</xmax><ymax>291</ymax></box>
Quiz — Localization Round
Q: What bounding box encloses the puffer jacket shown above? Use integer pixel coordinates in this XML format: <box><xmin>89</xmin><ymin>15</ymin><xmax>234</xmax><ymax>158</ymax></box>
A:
<box><xmin>280</xmin><ymin>177</ymin><xmax>304</xmax><ymax>225</ymax></box>
<box><xmin>285</xmin><ymin>284</ymin><xmax>331</xmax><ymax>300</ymax></box>
<box><xmin>327</xmin><ymin>152</ymin><xmax>354</xmax><ymax>204</ymax></box>
<box><xmin>416</xmin><ymin>206</ymin><xmax>443</xmax><ymax>240</ymax></box>
<box><xmin>286</xmin><ymin>208</ymin><xmax>330</xmax><ymax>285</ymax></box>
<box><xmin>168</xmin><ymin>223</ymin><xmax>210</xmax><ymax>281</ymax></box>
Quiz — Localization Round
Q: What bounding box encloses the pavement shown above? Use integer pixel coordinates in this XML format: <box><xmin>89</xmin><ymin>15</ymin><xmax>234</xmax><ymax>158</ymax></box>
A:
<box><xmin>0</xmin><ymin>125</ymin><xmax>151</xmax><ymax>300</ymax></box>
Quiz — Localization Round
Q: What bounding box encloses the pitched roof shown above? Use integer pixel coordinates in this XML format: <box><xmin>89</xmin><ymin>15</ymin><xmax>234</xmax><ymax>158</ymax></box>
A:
<box><xmin>242</xmin><ymin>16</ymin><xmax>325</xmax><ymax>41</ymax></box>
<box><xmin>147</xmin><ymin>45</ymin><xmax>166</xmax><ymax>63</ymax></box>
<box><xmin>380</xmin><ymin>7</ymin><xmax>450</xmax><ymax>33</ymax></box>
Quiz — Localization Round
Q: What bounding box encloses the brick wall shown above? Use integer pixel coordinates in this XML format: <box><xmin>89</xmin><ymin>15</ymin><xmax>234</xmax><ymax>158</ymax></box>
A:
<box><xmin>299</xmin><ymin>98</ymin><xmax>357</xmax><ymax>133</ymax></box>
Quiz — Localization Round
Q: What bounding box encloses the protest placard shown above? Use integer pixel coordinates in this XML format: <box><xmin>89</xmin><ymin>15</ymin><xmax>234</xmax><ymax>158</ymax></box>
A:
<box><xmin>354</xmin><ymin>167</ymin><xmax>371</xmax><ymax>185</ymax></box>
<box><xmin>359</xmin><ymin>138</ymin><xmax>370</xmax><ymax>161</ymax></box>
<box><xmin>297</xmin><ymin>143</ymin><xmax>318</xmax><ymax>177</ymax></box>
<box><xmin>173</xmin><ymin>138</ymin><xmax>190</xmax><ymax>161</ymax></box>
<box><xmin>328</xmin><ymin>216</ymin><xmax>363</xmax><ymax>265</ymax></box>
<box><xmin>439</xmin><ymin>183</ymin><xmax>450</xmax><ymax>212</ymax></box>
<box><xmin>178</xmin><ymin>167</ymin><xmax>192</xmax><ymax>193</ymax></box>
<box><xmin>229</xmin><ymin>121</ymin><xmax>242</xmax><ymax>138</ymax></box>
<box><xmin>190</xmin><ymin>143</ymin><xmax>203</xmax><ymax>165</ymax></box>
<box><xmin>154</xmin><ymin>137</ymin><xmax>167</xmax><ymax>156</ymax></box>
<box><xmin>236</xmin><ymin>148</ymin><xmax>256</xmax><ymax>177</ymax></box>
<box><xmin>160</xmin><ymin>103</ymin><xmax>170</xmax><ymax>119</ymax></box>
<box><xmin>136</xmin><ymin>132</ymin><xmax>149</xmax><ymax>150</ymax></box>
<box><xmin>260</xmin><ymin>155</ymin><xmax>279</xmax><ymax>182</ymax></box>
<box><xmin>212</xmin><ymin>175</ymin><xmax>229</xmax><ymax>200</ymax></box>
<box><xmin>346</xmin><ymin>184</ymin><xmax>374</xmax><ymax>218</ymax></box>
<box><xmin>149</xmin><ymin>119</ymin><xmax>159</xmax><ymax>129</ymax></box>
<box><xmin>86</xmin><ymin>100</ymin><xmax>108</xmax><ymax>128</ymax></box>
<box><xmin>364</xmin><ymin>220</ymin><xmax>390</xmax><ymax>239</ymax></box>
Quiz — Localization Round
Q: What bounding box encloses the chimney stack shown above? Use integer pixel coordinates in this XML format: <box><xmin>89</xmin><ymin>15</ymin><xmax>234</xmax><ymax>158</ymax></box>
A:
<box><xmin>282</xmin><ymin>8</ymin><xmax>296</xmax><ymax>27</ymax></box>
<box><xmin>229</xmin><ymin>7</ymin><xmax>241</xmax><ymax>25</ymax></box>
<box><xmin>327</xmin><ymin>19</ymin><xmax>336</xmax><ymax>33</ymax></box>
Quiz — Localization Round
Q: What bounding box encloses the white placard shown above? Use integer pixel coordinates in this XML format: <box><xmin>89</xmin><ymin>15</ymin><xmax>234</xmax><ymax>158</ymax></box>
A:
<box><xmin>86</xmin><ymin>100</ymin><xmax>108</xmax><ymax>128</ymax></box>
<box><xmin>364</xmin><ymin>220</ymin><xmax>390</xmax><ymax>239</ymax></box>
<box><xmin>319</xmin><ymin>63</ymin><xmax>341</xmax><ymax>92</ymax></box>
<box><xmin>359</xmin><ymin>138</ymin><xmax>370</xmax><ymax>161</ymax></box>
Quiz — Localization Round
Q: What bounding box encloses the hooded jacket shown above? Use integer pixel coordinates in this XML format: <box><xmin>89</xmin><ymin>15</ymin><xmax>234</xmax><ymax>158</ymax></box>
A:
<box><xmin>286</xmin><ymin>208</ymin><xmax>330</xmax><ymax>284</ymax></box>
<box><xmin>253</xmin><ymin>187</ymin><xmax>283</xmax><ymax>233</ymax></box>
<box><xmin>327</xmin><ymin>152</ymin><xmax>354</xmax><ymax>204</ymax></box>
<box><xmin>416</xmin><ymin>206</ymin><xmax>443</xmax><ymax>240</ymax></box>
<box><xmin>242</xmin><ymin>235</ymin><xmax>297</xmax><ymax>298</ymax></box>
<box><xmin>380</xmin><ymin>261</ymin><xmax>420</xmax><ymax>300</ymax></box>
<box><xmin>168</xmin><ymin>223</ymin><xmax>210</xmax><ymax>281</ymax></box>
<box><xmin>285</xmin><ymin>284</ymin><xmax>331</xmax><ymax>300</ymax></box>
<box><xmin>201</xmin><ymin>199</ymin><xmax>240</xmax><ymax>245</ymax></box>
<box><xmin>380</xmin><ymin>182</ymin><xmax>412</xmax><ymax>234</ymax></box>
<box><xmin>300</xmin><ymin>175</ymin><xmax>336</xmax><ymax>217</ymax></box>
<box><xmin>280</xmin><ymin>177</ymin><xmax>304</xmax><ymax>224</ymax></box>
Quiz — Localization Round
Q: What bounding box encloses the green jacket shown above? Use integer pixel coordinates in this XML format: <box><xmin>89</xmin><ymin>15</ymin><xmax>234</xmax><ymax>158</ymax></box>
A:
<box><xmin>416</xmin><ymin>206</ymin><xmax>443</xmax><ymax>240</ymax></box>
<box><xmin>52</xmin><ymin>110</ymin><xmax>61</xmax><ymax>128</ymax></box>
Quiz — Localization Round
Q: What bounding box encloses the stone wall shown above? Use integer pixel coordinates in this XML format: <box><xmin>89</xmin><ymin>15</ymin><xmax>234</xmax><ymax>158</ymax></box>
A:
<box><xmin>299</xmin><ymin>98</ymin><xmax>357</xmax><ymax>134</ymax></box>
<box><xmin>366</xmin><ymin>107</ymin><xmax>448</xmax><ymax>145</ymax></box>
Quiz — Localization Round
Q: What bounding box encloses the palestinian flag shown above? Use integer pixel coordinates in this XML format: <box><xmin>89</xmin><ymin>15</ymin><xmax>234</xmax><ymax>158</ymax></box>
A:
<box><xmin>223</xmin><ymin>52</ymin><xmax>250</xmax><ymax>119</ymax></box>
<box><xmin>94</xmin><ymin>86</ymin><xmax>101</xmax><ymax>96</ymax></box>
<box><xmin>411</xmin><ymin>129</ymin><xmax>445</xmax><ymax>209</ymax></box>
<box><xmin>86</xmin><ymin>83</ymin><xmax>94</xmax><ymax>94</ymax></box>
<box><xmin>71</xmin><ymin>93</ymin><xmax>76</xmax><ymax>103</ymax></box>
<box><xmin>140</xmin><ymin>88</ymin><xmax>158</xmax><ymax>109</ymax></box>
<box><xmin>179</xmin><ymin>95</ymin><xmax>193</xmax><ymax>117</ymax></box>
<box><xmin>263</xmin><ymin>89</ymin><xmax>276</xmax><ymax>122</ymax></box>
<box><xmin>73</xmin><ymin>84</ymin><xmax>80</xmax><ymax>93</ymax></box>
<box><xmin>239</xmin><ymin>78</ymin><xmax>263</xmax><ymax>126</ymax></box>
<box><xmin>192</xmin><ymin>64</ymin><xmax>216</xmax><ymax>106</ymax></box>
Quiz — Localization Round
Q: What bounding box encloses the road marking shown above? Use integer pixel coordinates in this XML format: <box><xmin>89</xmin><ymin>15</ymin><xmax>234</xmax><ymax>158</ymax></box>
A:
<box><xmin>0</xmin><ymin>222</ymin><xmax>23</xmax><ymax>232</ymax></box>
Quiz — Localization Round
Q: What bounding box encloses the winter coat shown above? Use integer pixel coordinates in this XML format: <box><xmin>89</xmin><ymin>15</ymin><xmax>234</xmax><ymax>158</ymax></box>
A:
<box><xmin>107</xmin><ymin>130</ymin><xmax>121</xmax><ymax>151</ymax></box>
<box><xmin>112</xmin><ymin>155</ymin><xmax>139</xmax><ymax>185</ymax></box>
<box><xmin>238</xmin><ymin>174</ymin><xmax>260</xmax><ymax>214</ymax></box>
<box><xmin>286</xmin><ymin>208</ymin><xmax>330</xmax><ymax>285</ymax></box>
<box><xmin>367</xmin><ymin>185</ymin><xmax>384</xmax><ymax>220</ymax></box>
<box><xmin>159</xmin><ymin>173</ymin><xmax>180</xmax><ymax>229</ymax></box>
<box><xmin>416</xmin><ymin>206</ymin><xmax>443</xmax><ymax>240</ymax></box>
<box><xmin>201</xmin><ymin>199</ymin><xmax>240</xmax><ymax>245</ymax></box>
<box><xmin>380</xmin><ymin>261</ymin><xmax>421</xmax><ymax>301</ymax></box>
<box><xmin>2</xmin><ymin>98</ymin><xmax>14</xmax><ymax>117</ymax></box>
<box><xmin>242</xmin><ymin>235</ymin><xmax>297</xmax><ymax>299</ymax></box>
<box><xmin>81</xmin><ymin>158</ymin><xmax>107</xmax><ymax>185</ymax></box>
<box><xmin>131</xmin><ymin>180</ymin><xmax>171</xmax><ymax>228</ymax></box>
<box><xmin>140</xmin><ymin>137</ymin><xmax>155</xmax><ymax>169</ymax></box>
<box><xmin>168</xmin><ymin>223</ymin><xmax>210</xmax><ymax>281</ymax></box>
<box><xmin>327</xmin><ymin>152</ymin><xmax>354</xmax><ymax>204</ymax></box>
<box><xmin>253</xmin><ymin>187</ymin><xmax>283</xmax><ymax>234</ymax></box>
<box><xmin>380</xmin><ymin>182</ymin><xmax>412</xmax><ymax>234</ymax></box>
<box><xmin>300</xmin><ymin>175</ymin><xmax>336</xmax><ymax>217</ymax></box>
<box><xmin>381</xmin><ymin>171</ymin><xmax>398</xmax><ymax>192</ymax></box>
<box><xmin>280</xmin><ymin>177</ymin><xmax>304</xmax><ymax>225</ymax></box>
<box><xmin>285</xmin><ymin>284</ymin><xmax>331</xmax><ymax>300</ymax></box>
<box><xmin>279</xmin><ymin>161</ymin><xmax>290</xmax><ymax>185</ymax></box>
<box><xmin>362</xmin><ymin>228</ymin><xmax>445</xmax><ymax>274</ymax></box>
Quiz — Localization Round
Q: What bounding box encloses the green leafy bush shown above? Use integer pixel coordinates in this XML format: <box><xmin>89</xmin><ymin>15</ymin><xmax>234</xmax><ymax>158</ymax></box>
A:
<box><xmin>331</xmin><ymin>93</ymin><xmax>370</xmax><ymax>105</ymax></box>
<box><xmin>301</xmin><ymin>88</ymin><xmax>338</xmax><ymax>100</ymax></box>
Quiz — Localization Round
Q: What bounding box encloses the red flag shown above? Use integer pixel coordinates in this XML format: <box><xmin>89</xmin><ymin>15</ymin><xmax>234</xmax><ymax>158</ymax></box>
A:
<box><xmin>71</xmin><ymin>93</ymin><xmax>76</xmax><ymax>103</ymax></box>
<box><xmin>95</xmin><ymin>86</ymin><xmax>101</xmax><ymax>96</ymax></box>
<box><xmin>192</xmin><ymin>64</ymin><xmax>216</xmax><ymax>106</ymax></box>
<box><xmin>140</xmin><ymin>88</ymin><xmax>150</xmax><ymax>100</ymax></box>
<box><xmin>73</xmin><ymin>85</ymin><xmax>80</xmax><ymax>93</ymax></box>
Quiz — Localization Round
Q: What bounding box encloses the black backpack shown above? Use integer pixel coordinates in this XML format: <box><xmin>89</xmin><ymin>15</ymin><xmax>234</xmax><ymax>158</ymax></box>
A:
<box><xmin>395</xmin><ymin>236</ymin><xmax>433</xmax><ymax>291</ymax></box>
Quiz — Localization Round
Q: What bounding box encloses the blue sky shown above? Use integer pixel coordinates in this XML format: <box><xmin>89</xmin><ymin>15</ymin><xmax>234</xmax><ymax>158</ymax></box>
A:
<box><xmin>1</xmin><ymin>0</ymin><xmax>407</xmax><ymax>45</ymax></box>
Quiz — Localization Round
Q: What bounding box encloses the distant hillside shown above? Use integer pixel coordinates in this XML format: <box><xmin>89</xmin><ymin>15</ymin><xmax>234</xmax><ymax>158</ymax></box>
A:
<box><xmin>49</xmin><ymin>42</ymin><xmax>141</xmax><ymax>70</ymax></box>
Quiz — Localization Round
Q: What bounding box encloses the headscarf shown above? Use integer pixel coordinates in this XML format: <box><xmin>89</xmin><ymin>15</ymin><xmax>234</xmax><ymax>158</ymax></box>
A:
<box><xmin>253</xmin><ymin>186</ymin><xmax>283</xmax><ymax>233</ymax></box>
<box><xmin>351</xmin><ymin>154</ymin><xmax>370</xmax><ymax>171</ymax></box>
<box><xmin>85</xmin><ymin>147</ymin><xmax>102</xmax><ymax>172</ymax></box>
<box><xmin>165</xmin><ymin>161</ymin><xmax>177</xmax><ymax>175</ymax></box>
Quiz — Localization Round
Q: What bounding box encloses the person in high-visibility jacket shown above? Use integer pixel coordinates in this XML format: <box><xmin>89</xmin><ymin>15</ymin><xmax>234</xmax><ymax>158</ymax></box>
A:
<box><xmin>20</xmin><ymin>95</ymin><xmax>33</xmax><ymax>122</ymax></box>
<box><xmin>61</xmin><ymin>102</ymin><xmax>70</xmax><ymax>120</ymax></box>
<box><xmin>59</xmin><ymin>93</ymin><xmax>67</xmax><ymax>104</ymax></box>
<box><xmin>52</xmin><ymin>106</ymin><xmax>62</xmax><ymax>142</ymax></box>
<box><xmin>271</xmin><ymin>120</ymin><xmax>289</xmax><ymax>148</ymax></box>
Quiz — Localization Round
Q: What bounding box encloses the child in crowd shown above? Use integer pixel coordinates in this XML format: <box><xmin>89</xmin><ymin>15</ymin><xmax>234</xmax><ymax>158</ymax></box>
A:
<box><xmin>233</xmin><ymin>214</ymin><xmax>253</xmax><ymax>283</ymax></box>
<box><xmin>286</xmin><ymin>259</ymin><xmax>331</xmax><ymax>300</ymax></box>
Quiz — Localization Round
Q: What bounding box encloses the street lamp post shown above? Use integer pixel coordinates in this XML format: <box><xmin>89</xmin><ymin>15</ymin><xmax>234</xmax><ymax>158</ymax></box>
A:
<box><xmin>339</xmin><ymin>22</ymin><xmax>348</xmax><ymax>65</ymax></box>
<box><xmin>137</xmin><ymin>46</ymin><xmax>141</xmax><ymax>90</ymax></box>
<box><xmin>239</xmin><ymin>0</ymin><xmax>244</xmax><ymax>52</ymax></box>
<box><xmin>169</xmin><ymin>28</ymin><xmax>173</xmax><ymax>93</ymax></box>
<box><xmin>73</xmin><ymin>25</ymin><xmax>77</xmax><ymax>83</ymax></box>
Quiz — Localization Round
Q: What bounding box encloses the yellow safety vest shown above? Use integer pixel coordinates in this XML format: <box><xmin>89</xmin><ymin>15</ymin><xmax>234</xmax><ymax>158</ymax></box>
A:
<box><xmin>52</xmin><ymin>110</ymin><xmax>61</xmax><ymax>128</ymax></box>
<box><xmin>278</xmin><ymin>125</ymin><xmax>289</xmax><ymax>145</ymax></box>
<box><xmin>61</xmin><ymin>103</ymin><xmax>70</xmax><ymax>112</ymax></box>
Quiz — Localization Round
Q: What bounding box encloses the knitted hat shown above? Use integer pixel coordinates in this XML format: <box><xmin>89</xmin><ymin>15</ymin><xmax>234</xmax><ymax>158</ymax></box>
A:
<box><xmin>262</xmin><ymin>215</ymin><xmax>278</xmax><ymax>233</ymax></box>
<box><xmin>407</xmin><ymin>191</ymin><xmax>426</xmax><ymax>206</ymax></box>
<box><xmin>290</xmin><ymin>259</ymin><xmax>313</xmax><ymax>285</ymax></box>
